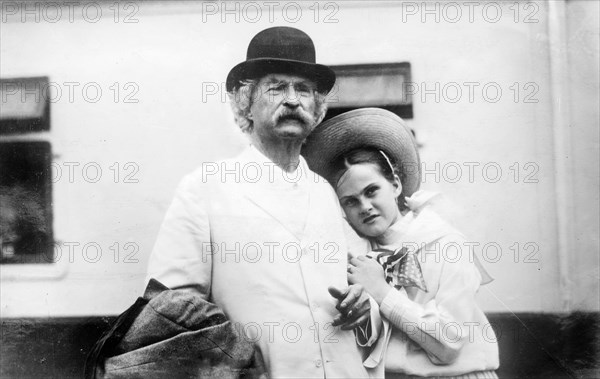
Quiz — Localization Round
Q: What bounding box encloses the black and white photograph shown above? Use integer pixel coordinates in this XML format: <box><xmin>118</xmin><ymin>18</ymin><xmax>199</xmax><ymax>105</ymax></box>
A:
<box><xmin>1</xmin><ymin>1</ymin><xmax>598</xmax><ymax>378</ymax></box>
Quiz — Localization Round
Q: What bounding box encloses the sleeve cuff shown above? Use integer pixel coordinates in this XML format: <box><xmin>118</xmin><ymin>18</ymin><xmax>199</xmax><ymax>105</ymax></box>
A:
<box><xmin>379</xmin><ymin>287</ymin><xmax>415</xmax><ymax>326</ymax></box>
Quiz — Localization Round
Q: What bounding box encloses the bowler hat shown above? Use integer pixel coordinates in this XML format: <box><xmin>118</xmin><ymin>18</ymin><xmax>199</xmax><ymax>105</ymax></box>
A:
<box><xmin>226</xmin><ymin>27</ymin><xmax>336</xmax><ymax>93</ymax></box>
<box><xmin>302</xmin><ymin>108</ymin><xmax>421</xmax><ymax>197</ymax></box>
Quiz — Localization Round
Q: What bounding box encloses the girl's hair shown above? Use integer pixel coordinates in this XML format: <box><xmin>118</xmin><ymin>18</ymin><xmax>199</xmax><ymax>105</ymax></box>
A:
<box><xmin>331</xmin><ymin>147</ymin><xmax>408</xmax><ymax>212</ymax></box>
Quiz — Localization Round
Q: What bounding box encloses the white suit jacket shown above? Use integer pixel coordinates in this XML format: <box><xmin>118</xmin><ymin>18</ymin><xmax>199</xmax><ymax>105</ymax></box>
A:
<box><xmin>147</xmin><ymin>146</ymin><xmax>372</xmax><ymax>378</ymax></box>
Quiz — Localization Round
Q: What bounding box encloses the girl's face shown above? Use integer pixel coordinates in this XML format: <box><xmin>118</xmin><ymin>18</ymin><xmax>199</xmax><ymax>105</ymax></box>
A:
<box><xmin>336</xmin><ymin>163</ymin><xmax>402</xmax><ymax>238</ymax></box>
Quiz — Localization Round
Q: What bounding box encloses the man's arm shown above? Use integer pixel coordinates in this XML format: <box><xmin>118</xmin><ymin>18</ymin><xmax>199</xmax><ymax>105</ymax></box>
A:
<box><xmin>336</xmin><ymin>220</ymin><xmax>383</xmax><ymax>346</ymax></box>
<box><xmin>146</xmin><ymin>171</ymin><xmax>212</xmax><ymax>299</ymax></box>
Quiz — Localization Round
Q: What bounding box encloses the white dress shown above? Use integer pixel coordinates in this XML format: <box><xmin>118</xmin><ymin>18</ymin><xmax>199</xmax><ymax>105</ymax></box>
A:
<box><xmin>363</xmin><ymin>192</ymin><xmax>499</xmax><ymax>379</ymax></box>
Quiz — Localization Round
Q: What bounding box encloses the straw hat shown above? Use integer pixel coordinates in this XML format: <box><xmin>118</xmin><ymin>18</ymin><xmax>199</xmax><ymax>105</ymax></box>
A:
<box><xmin>302</xmin><ymin>108</ymin><xmax>421</xmax><ymax>196</ymax></box>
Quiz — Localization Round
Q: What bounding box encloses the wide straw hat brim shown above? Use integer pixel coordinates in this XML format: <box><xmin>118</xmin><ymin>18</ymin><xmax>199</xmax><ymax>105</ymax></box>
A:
<box><xmin>302</xmin><ymin>108</ymin><xmax>421</xmax><ymax>196</ymax></box>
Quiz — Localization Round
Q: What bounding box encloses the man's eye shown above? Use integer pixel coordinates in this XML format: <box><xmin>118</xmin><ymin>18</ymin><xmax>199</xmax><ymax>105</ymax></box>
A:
<box><xmin>267</xmin><ymin>85</ymin><xmax>285</xmax><ymax>92</ymax></box>
<box><xmin>365</xmin><ymin>187</ymin><xmax>378</xmax><ymax>196</ymax></box>
<box><xmin>299</xmin><ymin>86</ymin><xmax>316</xmax><ymax>97</ymax></box>
<box><xmin>295</xmin><ymin>85</ymin><xmax>310</xmax><ymax>94</ymax></box>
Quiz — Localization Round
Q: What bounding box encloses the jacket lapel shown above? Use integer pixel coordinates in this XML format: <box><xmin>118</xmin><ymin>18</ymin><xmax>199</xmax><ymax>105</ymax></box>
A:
<box><xmin>237</xmin><ymin>147</ymin><xmax>310</xmax><ymax>244</ymax></box>
<box><xmin>242</xmin><ymin>185</ymin><xmax>307</xmax><ymax>243</ymax></box>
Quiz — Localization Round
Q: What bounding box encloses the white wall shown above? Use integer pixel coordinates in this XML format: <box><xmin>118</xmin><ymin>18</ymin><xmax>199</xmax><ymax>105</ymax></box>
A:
<box><xmin>566</xmin><ymin>0</ymin><xmax>600</xmax><ymax>311</ymax></box>
<box><xmin>1</xmin><ymin>0</ymin><xmax>598</xmax><ymax>317</ymax></box>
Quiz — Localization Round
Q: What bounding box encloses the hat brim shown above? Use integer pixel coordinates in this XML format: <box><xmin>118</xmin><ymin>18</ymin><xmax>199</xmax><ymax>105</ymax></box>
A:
<box><xmin>301</xmin><ymin>108</ymin><xmax>421</xmax><ymax>197</ymax></box>
<box><xmin>226</xmin><ymin>58</ymin><xmax>336</xmax><ymax>93</ymax></box>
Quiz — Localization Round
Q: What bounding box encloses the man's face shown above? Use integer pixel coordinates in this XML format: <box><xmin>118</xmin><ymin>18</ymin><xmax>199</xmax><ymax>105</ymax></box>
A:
<box><xmin>249</xmin><ymin>73</ymin><xmax>322</xmax><ymax>143</ymax></box>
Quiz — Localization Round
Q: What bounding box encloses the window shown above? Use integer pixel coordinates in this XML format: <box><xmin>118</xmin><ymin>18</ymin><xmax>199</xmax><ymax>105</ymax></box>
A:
<box><xmin>324</xmin><ymin>62</ymin><xmax>413</xmax><ymax>121</ymax></box>
<box><xmin>1</xmin><ymin>77</ymin><xmax>54</xmax><ymax>264</ymax></box>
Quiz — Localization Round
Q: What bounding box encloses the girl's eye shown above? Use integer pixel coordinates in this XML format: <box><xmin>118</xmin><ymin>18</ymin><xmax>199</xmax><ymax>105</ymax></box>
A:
<box><xmin>365</xmin><ymin>187</ymin><xmax>378</xmax><ymax>197</ymax></box>
<box><xmin>343</xmin><ymin>198</ymin><xmax>358</xmax><ymax>207</ymax></box>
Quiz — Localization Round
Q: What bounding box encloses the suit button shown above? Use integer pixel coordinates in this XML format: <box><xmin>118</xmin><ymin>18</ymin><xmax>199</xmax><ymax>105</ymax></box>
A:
<box><xmin>315</xmin><ymin>359</ymin><xmax>322</xmax><ymax>368</ymax></box>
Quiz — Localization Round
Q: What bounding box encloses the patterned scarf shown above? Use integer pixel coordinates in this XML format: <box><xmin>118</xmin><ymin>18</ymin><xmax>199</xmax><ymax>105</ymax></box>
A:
<box><xmin>371</xmin><ymin>247</ymin><xmax>428</xmax><ymax>292</ymax></box>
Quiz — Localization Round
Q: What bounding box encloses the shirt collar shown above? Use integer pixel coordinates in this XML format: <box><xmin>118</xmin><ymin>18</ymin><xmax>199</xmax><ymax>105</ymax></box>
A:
<box><xmin>247</xmin><ymin>144</ymin><xmax>309</xmax><ymax>187</ymax></box>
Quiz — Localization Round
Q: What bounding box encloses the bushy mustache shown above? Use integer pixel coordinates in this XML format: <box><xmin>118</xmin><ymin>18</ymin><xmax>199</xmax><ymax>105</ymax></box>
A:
<box><xmin>276</xmin><ymin>108</ymin><xmax>312</xmax><ymax>125</ymax></box>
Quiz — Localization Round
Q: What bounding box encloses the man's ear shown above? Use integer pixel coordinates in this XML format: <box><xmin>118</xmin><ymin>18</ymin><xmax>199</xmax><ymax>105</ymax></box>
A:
<box><xmin>313</xmin><ymin>111</ymin><xmax>325</xmax><ymax>127</ymax></box>
<box><xmin>239</xmin><ymin>117</ymin><xmax>253</xmax><ymax>133</ymax></box>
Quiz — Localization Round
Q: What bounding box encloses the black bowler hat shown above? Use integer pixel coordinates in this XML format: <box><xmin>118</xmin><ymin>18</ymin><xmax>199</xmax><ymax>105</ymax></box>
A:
<box><xmin>226</xmin><ymin>27</ymin><xmax>336</xmax><ymax>93</ymax></box>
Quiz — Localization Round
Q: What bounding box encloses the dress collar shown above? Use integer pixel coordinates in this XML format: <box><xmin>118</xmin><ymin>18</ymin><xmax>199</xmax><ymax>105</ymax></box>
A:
<box><xmin>373</xmin><ymin>211</ymin><xmax>415</xmax><ymax>248</ymax></box>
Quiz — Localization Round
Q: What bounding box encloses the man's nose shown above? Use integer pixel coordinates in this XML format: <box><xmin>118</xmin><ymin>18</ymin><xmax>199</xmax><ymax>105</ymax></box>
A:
<box><xmin>283</xmin><ymin>86</ymin><xmax>301</xmax><ymax>106</ymax></box>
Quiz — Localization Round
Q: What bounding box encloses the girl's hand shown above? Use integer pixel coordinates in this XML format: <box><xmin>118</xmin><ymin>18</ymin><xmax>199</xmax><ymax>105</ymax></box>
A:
<box><xmin>347</xmin><ymin>255</ymin><xmax>391</xmax><ymax>305</ymax></box>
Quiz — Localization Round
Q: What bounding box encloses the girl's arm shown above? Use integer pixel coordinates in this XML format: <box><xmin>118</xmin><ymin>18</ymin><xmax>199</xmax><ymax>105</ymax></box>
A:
<box><xmin>349</xmin><ymin>235</ymin><xmax>483</xmax><ymax>365</ymax></box>
<box><xmin>379</xmin><ymin>235</ymin><xmax>482</xmax><ymax>364</ymax></box>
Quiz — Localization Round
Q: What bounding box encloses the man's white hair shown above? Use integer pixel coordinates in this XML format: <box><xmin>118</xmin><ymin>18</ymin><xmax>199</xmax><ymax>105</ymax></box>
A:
<box><xmin>227</xmin><ymin>78</ymin><xmax>329</xmax><ymax>132</ymax></box>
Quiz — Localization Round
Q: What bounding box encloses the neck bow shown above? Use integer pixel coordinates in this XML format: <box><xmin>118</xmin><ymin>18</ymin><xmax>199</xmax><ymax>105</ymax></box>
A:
<box><xmin>371</xmin><ymin>247</ymin><xmax>428</xmax><ymax>292</ymax></box>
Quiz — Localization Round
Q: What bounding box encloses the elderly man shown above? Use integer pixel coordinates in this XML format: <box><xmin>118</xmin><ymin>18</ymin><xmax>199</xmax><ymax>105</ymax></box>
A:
<box><xmin>147</xmin><ymin>27</ymin><xmax>376</xmax><ymax>378</ymax></box>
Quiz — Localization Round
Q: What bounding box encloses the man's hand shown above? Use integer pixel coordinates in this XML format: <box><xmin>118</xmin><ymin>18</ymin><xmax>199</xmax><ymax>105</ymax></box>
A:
<box><xmin>328</xmin><ymin>285</ymin><xmax>370</xmax><ymax>330</ymax></box>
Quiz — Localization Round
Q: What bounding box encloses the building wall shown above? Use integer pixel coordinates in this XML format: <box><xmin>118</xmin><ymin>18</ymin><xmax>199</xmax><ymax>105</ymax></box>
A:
<box><xmin>1</xmin><ymin>0</ymin><xmax>598</xmax><ymax>317</ymax></box>
<box><xmin>565</xmin><ymin>0</ymin><xmax>600</xmax><ymax>311</ymax></box>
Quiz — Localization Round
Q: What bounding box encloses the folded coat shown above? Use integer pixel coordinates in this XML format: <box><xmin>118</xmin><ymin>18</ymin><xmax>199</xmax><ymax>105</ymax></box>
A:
<box><xmin>85</xmin><ymin>279</ymin><xmax>265</xmax><ymax>379</ymax></box>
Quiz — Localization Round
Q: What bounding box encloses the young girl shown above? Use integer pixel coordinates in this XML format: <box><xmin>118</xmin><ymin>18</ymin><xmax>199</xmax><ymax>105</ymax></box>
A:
<box><xmin>302</xmin><ymin>108</ymin><xmax>499</xmax><ymax>379</ymax></box>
